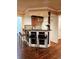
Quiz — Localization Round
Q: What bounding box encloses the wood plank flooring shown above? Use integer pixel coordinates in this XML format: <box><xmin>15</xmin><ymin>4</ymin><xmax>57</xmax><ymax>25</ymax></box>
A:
<box><xmin>18</xmin><ymin>39</ymin><xmax>61</xmax><ymax>59</ymax></box>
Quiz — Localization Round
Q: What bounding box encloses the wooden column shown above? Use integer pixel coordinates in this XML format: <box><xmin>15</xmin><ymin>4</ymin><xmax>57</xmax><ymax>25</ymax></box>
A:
<box><xmin>48</xmin><ymin>12</ymin><xmax>51</xmax><ymax>44</ymax></box>
<box><xmin>48</xmin><ymin>12</ymin><xmax>50</xmax><ymax>30</ymax></box>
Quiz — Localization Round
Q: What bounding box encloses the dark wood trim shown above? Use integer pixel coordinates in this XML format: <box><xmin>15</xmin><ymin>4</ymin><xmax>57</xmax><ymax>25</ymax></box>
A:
<box><xmin>48</xmin><ymin>12</ymin><xmax>51</xmax><ymax>44</ymax></box>
<box><xmin>31</xmin><ymin>15</ymin><xmax>44</xmax><ymax>18</ymax></box>
<box><xmin>48</xmin><ymin>12</ymin><xmax>51</xmax><ymax>30</ymax></box>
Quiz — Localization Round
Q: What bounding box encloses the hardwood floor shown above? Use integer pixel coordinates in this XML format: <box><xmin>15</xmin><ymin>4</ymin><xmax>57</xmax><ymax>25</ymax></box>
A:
<box><xmin>18</xmin><ymin>39</ymin><xmax>61</xmax><ymax>59</ymax></box>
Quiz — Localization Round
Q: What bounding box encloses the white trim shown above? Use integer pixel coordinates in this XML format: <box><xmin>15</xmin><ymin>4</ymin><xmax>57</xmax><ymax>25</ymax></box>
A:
<box><xmin>25</xmin><ymin>7</ymin><xmax>60</xmax><ymax>13</ymax></box>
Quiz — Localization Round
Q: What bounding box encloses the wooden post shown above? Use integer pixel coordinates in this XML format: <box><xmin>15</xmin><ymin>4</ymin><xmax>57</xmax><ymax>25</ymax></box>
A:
<box><xmin>48</xmin><ymin>12</ymin><xmax>50</xmax><ymax>30</ymax></box>
<box><xmin>48</xmin><ymin>12</ymin><xmax>51</xmax><ymax>44</ymax></box>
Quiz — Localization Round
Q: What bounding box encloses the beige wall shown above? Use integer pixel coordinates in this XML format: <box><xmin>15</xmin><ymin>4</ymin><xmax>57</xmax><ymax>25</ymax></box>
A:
<box><xmin>58</xmin><ymin>15</ymin><xmax>61</xmax><ymax>39</ymax></box>
<box><xmin>50</xmin><ymin>14</ymin><xmax>61</xmax><ymax>43</ymax></box>
<box><xmin>50</xmin><ymin>14</ymin><xmax>58</xmax><ymax>43</ymax></box>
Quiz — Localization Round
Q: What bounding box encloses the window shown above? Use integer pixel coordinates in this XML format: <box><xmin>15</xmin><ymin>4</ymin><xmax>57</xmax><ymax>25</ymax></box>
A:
<box><xmin>17</xmin><ymin>16</ymin><xmax>22</xmax><ymax>33</ymax></box>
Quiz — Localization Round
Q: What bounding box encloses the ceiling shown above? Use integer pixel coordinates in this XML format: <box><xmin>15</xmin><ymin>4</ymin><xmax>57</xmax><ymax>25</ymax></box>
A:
<box><xmin>17</xmin><ymin>0</ymin><xmax>61</xmax><ymax>15</ymax></box>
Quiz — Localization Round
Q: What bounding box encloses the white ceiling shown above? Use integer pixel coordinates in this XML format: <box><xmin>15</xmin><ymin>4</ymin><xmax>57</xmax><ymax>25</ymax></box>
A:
<box><xmin>17</xmin><ymin>0</ymin><xmax>61</xmax><ymax>15</ymax></box>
